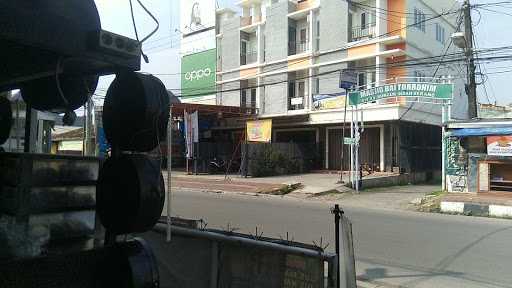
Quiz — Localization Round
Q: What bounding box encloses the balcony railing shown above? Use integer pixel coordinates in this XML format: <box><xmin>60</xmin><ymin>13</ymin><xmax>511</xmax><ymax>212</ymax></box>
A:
<box><xmin>288</xmin><ymin>41</ymin><xmax>310</xmax><ymax>56</ymax></box>
<box><xmin>351</xmin><ymin>23</ymin><xmax>376</xmax><ymax>42</ymax></box>
<box><xmin>240</xmin><ymin>51</ymin><xmax>258</xmax><ymax>65</ymax></box>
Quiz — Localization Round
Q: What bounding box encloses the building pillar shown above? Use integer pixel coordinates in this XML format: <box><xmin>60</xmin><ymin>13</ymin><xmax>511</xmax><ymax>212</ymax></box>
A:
<box><xmin>375</xmin><ymin>0</ymin><xmax>387</xmax><ymax>84</ymax></box>
<box><xmin>257</xmin><ymin>25</ymin><xmax>262</xmax><ymax>63</ymax></box>
<box><xmin>380</xmin><ymin>124</ymin><xmax>385</xmax><ymax>172</ymax></box>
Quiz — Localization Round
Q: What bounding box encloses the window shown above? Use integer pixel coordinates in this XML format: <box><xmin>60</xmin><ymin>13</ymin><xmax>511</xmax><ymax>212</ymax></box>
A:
<box><xmin>361</xmin><ymin>12</ymin><xmax>367</xmax><ymax>29</ymax></box>
<box><xmin>414</xmin><ymin>8</ymin><xmax>426</xmax><ymax>32</ymax></box>
<box><xmin>240</xmin><ymin>40</ymin><xmax>248</xmax><ymax>65</ymax></box>
<box><xmin>241</xmin><ymin>87</ymin><xmax>256</xmax><ymax>108</ymax></box>
<box><xmin>436</xmin><ymin>23</ymin><xmax>445</xmax><ymax>44</ymax></box>
<box><xmin>314</xmin><ymin>77</ymin><xmax>320</xmax><ymax>94</ymax></box>
<box><xmin>357</xmin><ymin>73</ymin><xmax>366</xmax><ymax>88</ymax></box>
<box><xmin>414</xmin><ymin>71</ymin><xmax>427</xmax><ymax>82</ymax></box>
<box><xmin>298</xmin><ymin>81</ymin><xmax>305</xmax><ymax>97</ymax></box>
<box><xmin>300</xmin><ymin>28</ymin><xmax>307</xmax><ymax>44</ymax></box>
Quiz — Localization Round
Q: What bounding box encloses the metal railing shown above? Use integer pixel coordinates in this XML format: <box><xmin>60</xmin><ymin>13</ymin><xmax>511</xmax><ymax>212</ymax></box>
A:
<box><xmin>240</xmin><ymin>51</ymin><xmax>258</xmax><ymax>65</ymax></box>
<box><xmin>288</xmin><ymin>41</ymin><xmax>310</xmax><ymax>55</ymax></box>
<box><xmin>351</xmin><ymin>23</ymin><xmax>376</xmax><ymax>42</ymax></box>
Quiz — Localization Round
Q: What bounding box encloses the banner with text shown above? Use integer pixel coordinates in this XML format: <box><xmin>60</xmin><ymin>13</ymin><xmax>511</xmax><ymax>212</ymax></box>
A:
<box><xmin>348</xmin><ymin>83</ymin><xmax>453</xmax><ymax>105</ymax></box>
<box><xmin>246</xmin><ymin>119</ymin><xmax>272</xmax><ymax>143</ymax></box>
<box><xmin>487</xmin><ymin>136</ymin><xmax>512</xmax><ymax>156</ymax></box>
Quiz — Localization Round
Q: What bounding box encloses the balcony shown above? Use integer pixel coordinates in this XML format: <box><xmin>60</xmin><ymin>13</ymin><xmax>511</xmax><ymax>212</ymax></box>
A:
<box><xmin>240</xmin><ymin>15</ymin><xmax>262</xmax><ymax>30</ymax></box>
<box><xmin>240</xmin><ymin>51</ymin><xmax>258</xmax><ymax>66</ymax></box>
<box><xmin>351</xmin><ymin>23</ymin><xmax>376</xmax><ymax>42</ymax></box>
<box><xmin>289</xmin><ymin>0</ymin><xmax>316</xmax><ymax>14</ymax></box>
<box><xmin>288</xmin><ymin>41</ymin><xmax>310</xmax><ymax>56</ymax></box>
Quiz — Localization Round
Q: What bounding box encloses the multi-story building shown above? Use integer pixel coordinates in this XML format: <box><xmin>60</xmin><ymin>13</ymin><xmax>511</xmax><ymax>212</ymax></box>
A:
<box><xmin>215</xmin><ymin>0</ymin><xmax>467</xmax><ymax>174</ymax></box>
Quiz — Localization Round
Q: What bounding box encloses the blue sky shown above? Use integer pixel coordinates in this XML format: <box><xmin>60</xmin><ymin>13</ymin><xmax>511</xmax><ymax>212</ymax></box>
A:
<box><xmin>94</xmin><ymin>0</ymin><xmax>511</xmax><ymax>105</ymax></box>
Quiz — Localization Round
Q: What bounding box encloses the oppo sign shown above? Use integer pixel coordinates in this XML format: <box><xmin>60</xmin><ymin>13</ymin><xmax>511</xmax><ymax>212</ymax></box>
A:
<box><xmin>181</xmin><ymin>49</ymin><xmax>216</xmax><ymax>96</ymax></box>
<box><xmin>185</xmin><ymin>68</ymin><xmax>212</xmax><ymax>82</ymax></box>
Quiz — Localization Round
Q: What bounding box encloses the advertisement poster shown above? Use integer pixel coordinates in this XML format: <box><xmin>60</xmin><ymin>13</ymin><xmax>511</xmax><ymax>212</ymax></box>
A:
<box><xmin>246</xmin><ymin>119</ymin><xmax>272</xmax><ymax>143</ymax></box>
<box><xmin>487</xmin><ymin>136</ymin><xmax>512</xmax><ymax>156</ymax></box>
<box><xmin>313</xmin><ymin>93</ymin><xmax>346</xmax><ymax>110</ymax></box>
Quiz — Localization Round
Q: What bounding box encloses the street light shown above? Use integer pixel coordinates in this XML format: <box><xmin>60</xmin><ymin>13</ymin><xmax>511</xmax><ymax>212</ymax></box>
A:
<box><xmin>451</xmin><ymin>32</ymin><xmax>466</xmax><ymax>49</ymax></box>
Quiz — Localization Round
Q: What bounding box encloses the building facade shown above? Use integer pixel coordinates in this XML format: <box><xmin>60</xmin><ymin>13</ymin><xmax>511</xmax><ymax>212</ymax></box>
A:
<box><xmin>215</xmin><ymin>0</ymin><xmax>467</xmax><ymax>173</ymax></box>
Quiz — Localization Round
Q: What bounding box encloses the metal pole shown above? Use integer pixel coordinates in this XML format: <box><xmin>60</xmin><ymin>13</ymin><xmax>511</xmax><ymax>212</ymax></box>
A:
<box><xmin>15</xmin><ymin>100</ymin><xmax>20</xmax><ymax>152</ymax></box>
<box><xmin>340</xmin><ymin>88</ymin><xmax>349</xmax><ymax>183</ymax></box>
<box><xmin>355</xmin><ymin>104</ymin><xmax>359</xmax><ymax>193</ymax></box>
<box><xmin>441</xmin><ymin>104</ymin><xmax>447</xmax><ymax>192</ymax></box>
<box><xmin>166</xmin><ymin>107</ymin><xmax>172</xmax><ymax>242</ymax></box>
<box><xmin>84</xmin><ymin>97</ymin><xmax>94</xmax><ymax>156</ymax></box>
<box><xmin>464</xmin><ymin>0</ymin><xmax>477</xmax><ymax>118</ymax></box>
<box><xmin>331</xmin><ymin>204</ymin><xmax>342</xmax><ymax>288</ymax></box>
<box><xmin>23</xmin><ymin>103</ymin><xmax>32</xmax><ymax>153</ymax></box>
<box><xmin>350</xmin><ymin>107</ymin><xmax>354</xmax><ymax>186</ymax></box>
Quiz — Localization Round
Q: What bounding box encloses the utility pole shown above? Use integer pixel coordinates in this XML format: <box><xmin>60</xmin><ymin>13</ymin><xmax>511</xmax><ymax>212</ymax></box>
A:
<box><xmin>84</xmin><ymin>97</ymin><xmax>94</xmax><ymax>156</ymax></box>
<box><xmin>463</xmin><ymin>0</ymin><xmax>478</xmax><ymax>118</ymax></box>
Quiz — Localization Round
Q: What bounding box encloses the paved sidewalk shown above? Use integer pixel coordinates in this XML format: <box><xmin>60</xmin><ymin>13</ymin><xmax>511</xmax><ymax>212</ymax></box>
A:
<box><xmin>164</xmin><ymin>171</ymin><xmax>438</xmax><ymax>212</ymax></box>
<box><xmin>169</xmin><ymin>176</ymin><xmax>286</xmax><ymax>194</ymax></box>
<box><xmin>164</xmin><ymin>171</ymin><xmax>352</xmax><ymax>195</ymax></box>
<box><xmin>164</xmin><ymin>170</ymin><xmax>400</xmax><ymax>195</ymax></box>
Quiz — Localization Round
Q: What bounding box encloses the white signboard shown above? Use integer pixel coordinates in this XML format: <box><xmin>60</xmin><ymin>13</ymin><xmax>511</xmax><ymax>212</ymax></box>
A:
<box><xmin>487</xmin><ymin>136</ymin><xmax>512</xmax><ymax>156</ymax></box>
<box><xmin>180</xmin><ymin>0</ymin><xmax>216</xmax><ymax>36</ymax></box>
<box><xmin>180</xmin><ymin>0</ymin><xmax>216</xmax><ymax>56</ymax></box>
<box><xmin>291</xmin><ymin>97</ymin><xmax>304</xmax><ymax>106</ymax></box>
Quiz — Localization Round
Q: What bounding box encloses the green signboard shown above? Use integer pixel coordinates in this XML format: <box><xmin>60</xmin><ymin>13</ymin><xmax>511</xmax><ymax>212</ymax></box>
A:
<box><xmin>181</xmin><ymin>49</ymin><xmax>216</xmax><ymax>97</ymax></box>
<box><xmin>344</xmin><ymin>137</ymin><xmax>356</xmax><ymax>145</ymax></box>
<box><xmin>348</xmin><ymin>83</ymin><xmax>453</xmax><ymax>105</ymax></box>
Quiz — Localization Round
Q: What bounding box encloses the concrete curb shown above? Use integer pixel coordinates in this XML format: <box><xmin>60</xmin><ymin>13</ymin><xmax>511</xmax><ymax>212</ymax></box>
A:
<box><xmin>440</xmin><ymin>201</ymin><xmax>512</xmax><ymax>218</ymax></box>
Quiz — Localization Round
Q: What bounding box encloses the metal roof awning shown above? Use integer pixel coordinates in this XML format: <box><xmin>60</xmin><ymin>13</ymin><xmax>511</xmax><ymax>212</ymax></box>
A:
<box><xmin>449</xmin><ymin>127</ymin><xmax>512</xmax><ymax>137</ymax></box>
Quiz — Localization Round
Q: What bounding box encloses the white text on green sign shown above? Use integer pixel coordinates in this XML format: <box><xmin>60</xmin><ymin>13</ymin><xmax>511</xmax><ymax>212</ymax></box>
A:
<box><xmin>348</xmin><ymin>83</ymin><xmax>453</xmax><ymax>105</ymax></box>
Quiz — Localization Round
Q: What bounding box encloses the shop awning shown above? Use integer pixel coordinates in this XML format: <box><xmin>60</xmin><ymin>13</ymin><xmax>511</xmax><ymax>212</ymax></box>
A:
<box><xmin>449</xmin><ymin>127</ymin><xmax>512</xmax><ymax>137</ymax></box>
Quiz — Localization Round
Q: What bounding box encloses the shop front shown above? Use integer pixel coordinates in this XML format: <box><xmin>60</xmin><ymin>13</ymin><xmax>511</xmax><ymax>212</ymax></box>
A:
<box><xmin>444</xmin><ymin>120</ymin><xmax>512</xmax><ymax>193</ymax></box>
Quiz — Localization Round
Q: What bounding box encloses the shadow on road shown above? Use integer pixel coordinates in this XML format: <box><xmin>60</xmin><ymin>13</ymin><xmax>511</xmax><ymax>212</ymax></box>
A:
<box><xmin>357</xmin><ymin>226</ymin><xmax>512</xmax><ymax>288</ymax></box>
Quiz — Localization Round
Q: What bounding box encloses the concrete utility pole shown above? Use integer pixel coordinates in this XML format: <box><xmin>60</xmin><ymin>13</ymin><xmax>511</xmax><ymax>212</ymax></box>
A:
<box><xmin>463</xmin><ymin>0</ymin><xmax>478</xmax><ymax>118</ymax></box>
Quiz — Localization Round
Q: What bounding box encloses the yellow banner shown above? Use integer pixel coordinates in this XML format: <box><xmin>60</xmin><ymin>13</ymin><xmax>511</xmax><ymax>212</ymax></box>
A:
<box><xmin>246</xmin><ymin>119</ymin><xmax>272</xmax><ymax>142</ymax></box>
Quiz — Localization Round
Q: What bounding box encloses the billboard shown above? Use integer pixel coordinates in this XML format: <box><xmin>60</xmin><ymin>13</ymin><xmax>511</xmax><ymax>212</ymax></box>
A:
<box><xmin>180</xmin><ymin>0</ymin><xmax>215</xmax><ymax>36</ymax></box>
<box><xmin>181</xmin><ymin>49</ymin><xmax>216</xmax><ymax>98</ymax></box>
<box><xmin>180</xmin><ymin>0</ymin><xmax>216</xmax><ymax>56</ymax></box>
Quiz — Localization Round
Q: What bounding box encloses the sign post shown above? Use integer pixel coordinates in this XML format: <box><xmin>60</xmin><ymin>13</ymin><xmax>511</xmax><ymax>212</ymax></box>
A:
<box><xmin>339</xmin><ymin>69</ymin><xmax>357</xmax><ymax>183</ymax></box>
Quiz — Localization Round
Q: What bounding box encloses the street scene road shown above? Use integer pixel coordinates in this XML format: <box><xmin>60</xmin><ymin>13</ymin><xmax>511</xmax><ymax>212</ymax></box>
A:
<box><xmin>171</xmin><ymin>189</ymin><xmax>512</xmax><ymax>288</ymax></box>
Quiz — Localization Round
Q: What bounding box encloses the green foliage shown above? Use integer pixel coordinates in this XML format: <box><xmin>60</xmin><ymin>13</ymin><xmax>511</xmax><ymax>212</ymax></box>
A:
<box><xmin>249</xmin><ymin>146</ymin><xmax>301</xmax><ymax>177</ymax></box>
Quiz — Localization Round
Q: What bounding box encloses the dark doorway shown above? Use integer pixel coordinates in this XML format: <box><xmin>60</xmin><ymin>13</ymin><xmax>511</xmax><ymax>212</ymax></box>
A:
<box><xmin>328</xmin><ymin>127</ymin><xmax>381</xmax><ymax>171</ymax></box>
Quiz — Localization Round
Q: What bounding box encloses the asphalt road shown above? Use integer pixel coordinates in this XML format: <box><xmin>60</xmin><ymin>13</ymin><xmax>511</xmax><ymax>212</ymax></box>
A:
<box><xmin>169</xmin><ymin>189</ymin><xmax>512</xmax><ymax>288</ymax></box>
